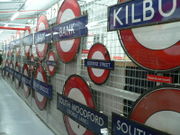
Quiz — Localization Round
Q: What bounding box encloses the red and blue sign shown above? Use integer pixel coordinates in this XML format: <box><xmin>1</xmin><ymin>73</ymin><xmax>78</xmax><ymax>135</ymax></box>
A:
<box><xmin>36</xmin><ymin>15</ymin><xmax>49</xmax><ymax>60</ymax></box>
<box><xmin>55</xmin><ymin>0</ymin><xmax>82</xmax><ymax>63</ymax></box>
<box><xmin>108</xmin><ymin>0</ymin><xmax>180</xmax><ymax>30</ymax></box>
<box><xmin>85</xmin><ymin>43</ymin><xmax>114</xmax><ymax>84</ymax></box>
<box><xmin>112</xmin><ymin>113</ymin><xmax>169</xmax><ymax>135</ymax></box>
<box><xmin>109</xmin><ymin>0</ymin><xmax>180</xmax><ymax>72</ymax></box>
<box><xmin>130</xmin><ymin>87</ymin><xmax>180</xmax><ymax>135</ymax></box>
<box><xmin>62</xmin><ymin>74</ymin><xmax>95</xmax><ymax>135</ymax></box>
<box><xmin>52</xmin><ymin>15</ymin><xmax>88</xmax><ymax>41</ymax></box>
<box><xmin>46</xmin><ymin>51</ymin><xmax>57</xmax><ymax>76</ymax></box>
<box><xmin>34</xmin><ymin>65</ymin><xmax>51</xmax><ymax>110</ymax></box>
<box><xmin>57</xmin><ymin>94</ymin><xmax>108</xmax><ymax>135</ymax></box>
<box><xmin>23</xmin><ymin>34</ymin><xmax>33</xmax><ymax>46</ymax></box>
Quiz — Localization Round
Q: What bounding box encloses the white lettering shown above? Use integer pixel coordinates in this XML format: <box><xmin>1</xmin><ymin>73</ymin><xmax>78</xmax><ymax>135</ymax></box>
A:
<box><xmin>132</xmin><ymin>4</ymin><xmax>141</xmax><ymax>23</ymax></box>
<box><xmin>143</xmin><ymin>0</ymin><xmax>155</xmax><ymax>21</ymax></box>
<box><xmin>125</xmin><ymin>5</ymin><xmax>129</xmax><ymax>24</ymax></box>
<box><xmin>113</xmin><ymin>8</ymin><xmax>123</xmax><ymax>26</ymax></box>
<box><xmin>159</xmin><ymin>0</ymin><xmax>176</xmax><ymax>17</ymax></box>
<box><xmin>71</xmin><ymin>104</ymin><xmax>105</xmax><ymax>127</ymax></box>
<box><xmin>121</xmin><ymin>122</ymin><xmax>128</xmax><ymax>134</ymax></box>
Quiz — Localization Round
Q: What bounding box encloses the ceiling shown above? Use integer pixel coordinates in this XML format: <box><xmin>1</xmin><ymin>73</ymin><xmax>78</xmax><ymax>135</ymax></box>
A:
<box><xmin>0</xmin><ymin>0</ymin><xmax>60</xmax><ymax>44</ymax></box>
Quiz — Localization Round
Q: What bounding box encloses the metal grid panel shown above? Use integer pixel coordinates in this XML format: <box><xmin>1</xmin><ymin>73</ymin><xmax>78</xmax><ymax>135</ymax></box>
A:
<box><xmin>2</xmin><ymin>0</ymin><xmax>180</xmax><ymax>134</ymax></box>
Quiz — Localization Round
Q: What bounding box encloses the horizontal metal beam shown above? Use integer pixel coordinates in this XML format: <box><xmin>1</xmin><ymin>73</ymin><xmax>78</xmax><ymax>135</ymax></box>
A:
<box><xmin>0</xmin><ymin>10</ymin><xmax>47</xmax><ymax>13</ymax></box>
<box><xmin>0</xmin><ymin>16</ymin><xmax>36</xmax><ymax>21</ymax></box>
<box><xmin>0</xmin><ymin>26</ymin><xmax>29</xmax><ymax>31</ymax></box>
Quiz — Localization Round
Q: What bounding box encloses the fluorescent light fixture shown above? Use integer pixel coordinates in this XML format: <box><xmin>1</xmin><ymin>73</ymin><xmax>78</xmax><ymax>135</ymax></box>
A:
<box><xmin>0</xmin><ymin>0</ymin><xmax>12</xmax><ymax>1</ymax></box>
<box><xmin>4</xmin><ymin>24</ymin><xmax>8</xmax><ymax>27</ymax></box>
<box><xmin>10</xmin><ymin>12</ymin><xmax>19</xmax><ymax>21</ymax></box>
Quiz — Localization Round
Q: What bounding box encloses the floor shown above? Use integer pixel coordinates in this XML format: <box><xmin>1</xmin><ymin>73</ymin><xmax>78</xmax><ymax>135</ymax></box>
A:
<box><xmin>0</xmin><ymin>78</ymin><xmax>55</xmax><ymax>135</ymax></box>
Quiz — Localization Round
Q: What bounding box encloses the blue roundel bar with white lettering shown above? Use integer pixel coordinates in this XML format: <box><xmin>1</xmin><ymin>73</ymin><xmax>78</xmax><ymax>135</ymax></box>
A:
<box><xmin>46</xmin><ymin>51</ymin><xmax>57</xmax><ymax>76</ymax></box>
<box><xmin>57</xmin><ymin>74</ymin><xmax>108</xmax><ymax>135</ymax></box>
<box><xmin>108</xmin><ymin>0</ymin><xmax>180</xmax><ymax>72</ymax></box>
<box><xmin>129</xmin><ymin>86</ymin><xmax>180</xmax><ymax>135</ymax></box>
<box><xmin>85</xmin><ymin>43</ymin><xmax>114</xmax><ymax>85</ymax></box>
<box><xmin>112</xmin><ymin>112</ymin><xmax>170</xmax><ymax>135</ymax></box>
<box><xmin>55</xmin><ymin>0</ymin><xmax>88</xmax><ymax>63</ymax></box>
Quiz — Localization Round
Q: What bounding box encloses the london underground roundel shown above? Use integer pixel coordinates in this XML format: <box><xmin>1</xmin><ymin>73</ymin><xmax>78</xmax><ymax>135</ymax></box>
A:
<box><xmin>129</xmin><ymin>87</ymin><xmax>180</xmax><ymax>134</ymax></box>
<box><xmin>16</xmin><ymin>31</ymin><xmax>21</xmax><ymax>56</ymax></box>
<box><xmin>24</xmin><ymin>29</ymin><xmax>31</xmax><ymax>57</ymax></box>
<box><xmin>87</xmin><ymin>43</ymin><xmax>111</xmax><ymax>84</ymax></box>
<box><xmin>56</xmin><ymin>0</ymin><xmax>81</xmax><ymax>63</ymax></box>
<box><xmin>22</xmin><ymin>64</ymin><xmax>30</xmax><ymax>97</ymax></box>
<box><xmin>34</xmin><ymin>65</ymin><xmax>48</xmax><ymax>110</ymax></box>
<box><xmin>14</xmin><ymin>62</ymin><xmax>21</xmax><ymax>89</ymax></box>
<box><xmin>63</xmin><ymin>75</ymin><xmax>94</xmax><ymax>135</ymax></box>
<box><xmin>29</xmin><ymin>54</ymin><xmax>35</xmax><ymax>71</ymax></box>
<box><xmin>46</xmin><ymin>51</ymin><xmax>57</xmax><ymax>76</ymax></box>
<box><xmin>36</xmin><ymin>15</ymin><xmax>49</xmax><ymax>60</ymax></box>
<box><xmin>118</xmin><ymin>0</ymin><xmax>180</xmax><ymax>72</ymax></box>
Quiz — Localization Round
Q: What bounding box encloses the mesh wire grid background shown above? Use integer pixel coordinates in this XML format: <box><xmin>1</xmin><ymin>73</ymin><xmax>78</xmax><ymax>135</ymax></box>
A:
<box><xmin>78</xmin><ymin>0</ymin><xmax>180</xmax><ymax>132</ymax></box>
<box><xmin>1</xmin><ymin>0</ymin><xmax>180</xmax><ymax>134</ymax></box>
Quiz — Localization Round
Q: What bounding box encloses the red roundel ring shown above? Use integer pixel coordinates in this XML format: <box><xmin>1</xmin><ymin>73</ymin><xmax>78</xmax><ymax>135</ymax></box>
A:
<box><xmin>129</xmin><ymin>87</ymin><xmax>180</xmax><ymax>134</ymax></box>
<box><xmin>29</xmin><ymin>55</ymin><xmax>35</xmax><ymax>71</ymax></box>
<box><xmin>22</xmin><ymin>64</ymin><xmax>30</xmax><ymax>98</ymax></box>
<box><xmin>36</xmin><ymin>15</ymin><xmax>49</xmax><ymax>60</ymax></box>
<box><xmin>14</xmin><ymin>62</ymin><xmax>20</xmax><ymax>88</ymax></box>
<box><xmin>24</xmin><ymin>28</ymin><xmax>31</xmax><ymax>57</ymax></box>
<box><xmin>87</xmin><ymin>43</ymin><xmax>111</xmax><ymax>84</ymax></box>
<box><xmin>16</xmin><ymin>30</ymin><xmax>21</xmax><ymax>56</ymax></box>
<box><xmin>34</xmin><ymin>65</ymin><xmax>48</xmax><ymax>110</ymax></box>
<box><xmin>56</xmin><ymin>0</ymin><xmax>81</xmax><ymax>63</ymax></box>
<box><xmin>63</xmin><ymin>74</ymin><xmax>94</xmax><ymax>135</ymax></box>
<box><xmin>118</xmin><ymin>0</ymin><xmax>180</xmax><ymax>72</ymax></box>
<box><xmin>47</xmin><ymin>51</ymin><xmax>57</xmax><ymax>76</ymax></box>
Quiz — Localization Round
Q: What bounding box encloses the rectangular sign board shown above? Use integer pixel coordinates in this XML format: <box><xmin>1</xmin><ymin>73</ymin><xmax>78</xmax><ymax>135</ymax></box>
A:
<box><xmin>34</xmin><ymin>31</ymin><xmax>46</xmax><ymax>44</ymax></box>
<box><xmin>108</xmin><ymin>0</ymin><xmax>180</xmax><ymax>31</ymax></box>
<box><xmin>57</xmin><ymin>93</ymin><xmax>108</xmax><ymax>134</ymax></box>
<box><xmin>147</xmin><ymin>74</ymin><xmax>172</xmax><ymax>83</ymax></box>
<box><xmin>33</xmin><ymin>79</ymin><xmax>52</xmax><ymax>99</ymax></box>
<box><xmin>34</xmin><ymin>29</ymin><xmax>52</xmax><ymax>44</ymax></box>
<box><xmin>45</xmin><ymin>28</ymin><xmax>52</xmax><ymax>43</ymax></box>
<box><xmin>23</xmin><ymin>34</ymin><xmax>33</xmax><ymax>46</ymax></box>
<box><xmin>52</xmin><ymin>15</ymin><xmax>88</xmax><ymax>41</ymax></box>
<box><xmin>84</xmin><ymin>59</ymin><xmax>114</xmax><ymax>70</ymax></box>
<box><xmin>112</xmin><ymin>113</ymin><xmax>170</xmax><ymax>135</ymax></box>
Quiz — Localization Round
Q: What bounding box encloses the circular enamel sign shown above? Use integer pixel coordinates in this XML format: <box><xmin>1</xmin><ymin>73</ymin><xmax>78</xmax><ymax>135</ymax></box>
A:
<box><xmin>16</xmin><ymin>31</ymin><xmax>21</xmax><ymax>56</ymax></box>
<box><xmin>63</xmin><ymin>75</ymin><xmax>95</xmax><ymax>135</ymax></box>
<box><xmin>29</xmin><ymin>55</ymin><xmax>35</xmax><ymax>71</ymax></box>
<box><xmin>36</xmin><ymin>15</ymin><xmax>49</xmax><ymax>60</ymax></box>
<box><xmin>56</xmin><ymin>0</ymin><xmax>81</xmax><ymax>63</ymax></box>
<box><xmin>24</xmin><ymin>28</ymin><xmax>31</xmax><ymax>57</ymax></box>
<box><xmin>130</xmin><ymin>87</ymin><xmax>180</xmax><ymax>134</ymax></box>
<box><xmin>22</xmin><ymin>64</ymin><xmax>30</xmax><ymax>97</ymax></box>
<box><xmin>87</xmin><ymin>43</ymin><xmax>111</xmax><ymax>84</ymax></box>
<box><xmin>34</xmin><ymin>65</ymin><xmax>48</xmax><ymax>110</ymax></box>
<box><xmin>14</xmin><ymin>62</ymin><xmax>21</xmax><ymax>89</ymax></box>
<box><xmin>46</xmin><ymin>51</ymin><xmax>57</xmax><ymax>76</ymax></box>
<box><xmin>118</xmin><ymin>0</ymin><xmax>180</xmax><ymax>72</ymax></box>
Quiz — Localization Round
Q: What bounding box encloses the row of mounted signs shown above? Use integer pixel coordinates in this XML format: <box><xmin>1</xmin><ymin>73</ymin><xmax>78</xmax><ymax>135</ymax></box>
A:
<box><xmin>4</xmin><ymin>64</ymin><xmax>180</xmax><ymax>135</ymax></box>
<box><xmin>3</xmin><ymin>63</ymin><xmax>180</xmax><ymax>134</ymax></box>
<box><xmin>4</xmin><ymin>0</ymin><xmax>180</xmax><ymax>72</ymax></box>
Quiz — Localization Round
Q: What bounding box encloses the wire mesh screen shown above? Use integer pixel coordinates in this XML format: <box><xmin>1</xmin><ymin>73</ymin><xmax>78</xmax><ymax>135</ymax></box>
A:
<box><xmin>2</xmin><ymin>0</ymin><xmax>180</xmax><ymax>134</ymax></box>
<box><xmin>78</xmin><ymin>0</ymin><xmax>180</xmax><ymax>133</ymax></box>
